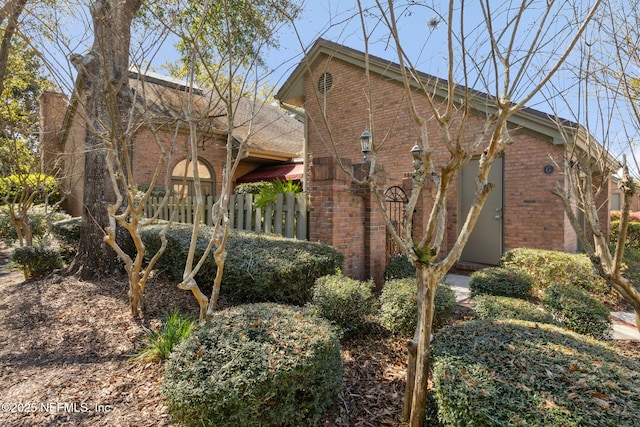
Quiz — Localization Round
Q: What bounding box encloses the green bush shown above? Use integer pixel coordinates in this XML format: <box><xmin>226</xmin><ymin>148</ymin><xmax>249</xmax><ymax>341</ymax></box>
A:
<box><xmin>611</xmin><ymin>220</ymin><xmax>640</xmax><ymax>250</ymax></box>
<box><xmin>0</xmin><ymin>173</ymin><xmax>60</xmax><ymax>205</ymax></box>
<box><xmin>141</xmin><ymin>223</ymin><xmax>344</xmax><ymax>305</ymax></box>
<box><xmin>234</xmin><ymin>181</ymin><xmax>269</xmax><ymax>195</ymax></box>
<box><xmin>432</xmin><ymin>320</ymin><xmax>640</xmax><ymax>427</ymax></box>
<box><xmin>469</xmin><ymin>267</ymin><xmax>533</xmax><ymax>300</ymax></box>
<box><xmin>383</xmin><ymin>254</ymin><xmax>416</xmax><ymax>281</ymax></box>
<box><xmin>254</xmin><ymin>179</ymin><xmax>301</xmax><ymax>209</ymax></box>
<box><xmin>619</xmin><ymin>246</ymin><xmax>640</xmax><ymax>290</ymax></box>
<box><xmin>0</xmin><ymin>205</ymin><xmax>71</xmax><ymax>245</ymax></box>
<box><xmin>163</xmin><ymin>303</ymin><xmax>342</xmax><ymax>427</ymax></box>
<box><xmin>541</xmin><ymin>283</ymin><xmax>612</xmax><ymax>340</ymax></box>
<box><xmin>501</xmin><ymin>248</ymin><xmax>611</xmax><ymax>302</ymax></box>
<box><xmin>11</xmin><ymin>245</ymin><xmax>62</xmax><ymax>278</ymax></box>
<box><xmin>309</xmin><ymin>273</ymin><xmax>377</xmax><ymax>339</ymax></box>
<box><xmin>378</xmin><ymin>278</ymin><xmax>457</xmax><ymax>337</ymax></box>
<box><xmin>132</xmin><ymin>308</ymin><xmax>195</xmax><ymax>363</ymax></box>
<box><xmin>473</xmin><ymin>295</ymin><xmax>556</xmax><ymax>325</ymax></box>
<box><xmin>51</xmin><ymin>216</ymin><xmax>81</xmax><ymax>245</ymax></box>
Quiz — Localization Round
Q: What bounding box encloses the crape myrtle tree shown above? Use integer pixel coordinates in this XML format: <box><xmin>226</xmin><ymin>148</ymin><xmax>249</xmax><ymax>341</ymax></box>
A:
<box><xmin>145</xmin><ymin>0</ymin><xmax>301</xmax><ymax>319</ymax></box>
<box><xmin>551</xmin><ymin>0</ymin><xmax>640</xmax><ymax>331</ymax></box>
<box><xmin>289</xmin><ymin>1</ymin><xmax>601</xmax><ymax>425</ymax></box>
<box><xmin>0</xmin><ymin>38</ymin><xmax>58</xmax><ymax>247</ymax></box>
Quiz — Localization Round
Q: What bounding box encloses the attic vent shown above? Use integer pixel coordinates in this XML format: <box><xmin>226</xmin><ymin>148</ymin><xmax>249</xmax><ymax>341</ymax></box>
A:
<box><xmin>317</xmin><ymin>72</ymin><xmax>333</xmax><ymax>94</ymax></box>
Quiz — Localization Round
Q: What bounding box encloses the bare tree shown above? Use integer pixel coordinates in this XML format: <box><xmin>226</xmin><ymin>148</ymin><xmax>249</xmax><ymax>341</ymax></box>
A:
<box><xmin>147</xmin><ymin>0</ymin><xmax>302</xmax><ymax>319</ymax></box>
<box><xmin>551</xmin><ymin>0</ymin><xmax>640</xmax><ymax>331</ymax></box>
<box><xmin>287</xmin><ymin>1</ymin><xmax>602</xmax><ymax>425</ymax></box>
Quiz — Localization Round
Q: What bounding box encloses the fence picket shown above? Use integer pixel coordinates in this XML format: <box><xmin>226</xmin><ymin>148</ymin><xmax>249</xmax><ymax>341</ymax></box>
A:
<box><xmin>142</xmin><ymin>192</ymin><xmax>307</xmax><ymax>240</ymax></box>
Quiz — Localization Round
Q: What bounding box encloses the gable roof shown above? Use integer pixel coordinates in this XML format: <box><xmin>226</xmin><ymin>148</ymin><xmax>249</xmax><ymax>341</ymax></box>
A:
<box><xmin>277</xmin><ymin>38</ymin><xmax>581</xmax><ymax>147</ymax></box>
<box><xmin>130</xmin><ymin>71</ymin><xmax>303</xmax><ymax>158</ymax></box>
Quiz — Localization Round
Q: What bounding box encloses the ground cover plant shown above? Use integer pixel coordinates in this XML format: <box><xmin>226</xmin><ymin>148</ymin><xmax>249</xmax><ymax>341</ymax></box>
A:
<box><xmin>469</xmin><ymin>267</ymin><xmax>533</xmax><ymax>300</ymax></box>
<box><xmin>542</xmin><ymin>283</ymin><xmax>612</xmax><ymax>340</ymax></box>
<box><xmin>163</xmin><ymin>303</ymin><xmax>342</xmax><ymax>427</ymax></box>
<box><xmin>431</xmin><ymin>319</ymin><xmax>640</xmax><ymax>427</ymax></box>
<box><xmin>473</xmin><ymin>295</ymin><xmax>556</xmax><ymax>325</ymax></box>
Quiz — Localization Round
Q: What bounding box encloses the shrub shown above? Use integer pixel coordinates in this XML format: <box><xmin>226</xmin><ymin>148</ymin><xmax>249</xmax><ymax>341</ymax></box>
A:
<box><xmin>378</xmin><ymin>278</ymin><xmax>457</xmax><ymax>337</ymax></box>
<box><xmin>234</xmin><ymin>181</ymin><xmax>269</xmax><ymax>195</ymax></box>
<box><xmin>469</xmin><ymin>267</ymin><xmax>533</xmax><ymax>299</ymax></box>
<box><xmin>610</xmin><ymin>210</ymin><xmax>640</xmax><ymax>222</ymax></box>
<box><xmin>11</xmin><ymin>245</ymin><xmax>62</xmax><ymax>278</ymax></box>
<box><xmin>383</xmin><ymin>254</ymin><xmax>416</xmax><ymax>281</ymax></box>
<box><xmin>0</xmin><ymin>205</ymin><xmax>71</xmax><ymax>245</ymax></box>
<box><xmin>163</xmin><ymin>303</ymin><xmax>342</xmax><ymax>427</ymax></box>
<box><xmin>473</xmin><ymin>295</ymin><xmax>556</xmax><ymax>325</ymax></box>
<box><xmin>610</xmin><ymin>220</ymin><xmax>640</xmax><ymax>251</ymax></box>
<box><xmin>0</xmin><ymin>173</ymin><xmax>60</xmax><ymax>206</ymax></box>
<box><xmin>254</xmin><ymin>179</ymin><xmax>301</xmax><ymax>209</ymax></box>
<box><xmin>432</xmin><ymin>320</ymin><xmax>640</xmax><ymax>427</ymax></box>
<box><xmin>132</xmin><ymin>308</ymin><xmax>195</xmax><ymax>363</ymax></box>
<box><xmin>501</xmin><ymin>248</ymin><xmax>611</xmax><ymax>302</ymax></box>
<box><xmin>541</xmin><ymin>283</ymin><xmax>612</xmax><ymax>340</ymax></box>
<box><xmin>619</xmin><ymin>246</ymin><xmax>640</xmax><ymax>290</ymax></box>
<box><xmin>309</xmin><ymin>273</ymin><xmax>377</xmax><ymax>339</ymax></box>
<box><xmin>141</xmin><ymin>223</ymin><xmax>343</xmax><ymax>305</ymax></box>
<box><xmin>51</xmin><ymin>216</ymin><xmax>81</xmax><ymax>245</ymax></box>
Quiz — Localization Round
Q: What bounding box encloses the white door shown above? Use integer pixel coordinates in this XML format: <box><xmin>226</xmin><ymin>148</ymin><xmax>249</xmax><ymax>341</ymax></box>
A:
<box><xmin>460</xmin><ymin>157</ymin><xmax>503</xmax><ymax>265</ymax></box>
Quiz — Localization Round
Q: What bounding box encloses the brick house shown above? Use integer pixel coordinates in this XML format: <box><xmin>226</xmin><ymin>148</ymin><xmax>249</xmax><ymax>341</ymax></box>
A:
<box><xmin>40</xmin><ymin>71</ymin><xmax>304</xmax><ymax>217</ymax></box>
<box><xmin>276</xmin><ymin>38</ymin><xmax>612</xmax><ymax>284</ymax></box>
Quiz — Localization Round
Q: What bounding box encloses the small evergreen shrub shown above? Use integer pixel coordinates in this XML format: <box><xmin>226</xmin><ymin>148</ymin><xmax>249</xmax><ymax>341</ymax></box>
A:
<box><xmin>501</xmin><ymin>248</ymin><xmax>611</xmax><ymax>302</ymax></box>
<box><xmin>141</xmin><ymin>223</ymin><xmax>343</xmax><ymax>305</ymax></box>
<box><xmin>0</xmin><ymin>205</ymin><xmax>71</xmax><ymax>245</ymax></box>
<box><xmin>234</xmin><ymin>181</ymin><xmax>269</xmax><ymax>194</ymax></box>
<box><xmin>469</xmin><ymin>267</ymin><xmax>533</xmax><ymax>299</ymax></box>
<box><xmin>611</xmin><ymin>220</ymin><xmax>640</xmax><ymax>250</ymax></box>
<box><xmin>541</xmin><ymin>283</ymin><xmax>612</xmax><ymax>340</ymax></box>
<box><xmin>378</xmin><ymin>278</ymin><xmax>457</xmax><ymax>337</ymax></box>
<box><xmin>163</xmin><ymin>303</ymin><xmax>342</xmax><ymax>427</ymax></box>
<box><xmin>51</xmin><ymin>217</ymin><xmax>81</xmax><ymax>246</ymax></box>
<box><xmin>473</xmin><ymin>295</ymin><xmax>556</xmax><ymax>325</ymax></box>
<box><xmin>383</xmin><ymin>254</ymin><xmax>416</xmax><ymax>281</ymax></box>
<box><xmin>11</xmin><ymin>245</ymin><xmax>62</xmax><ymax>278</ymax></box>
<box><xmin>432</xmin><ymin>320</ymin><xmax>640</xmax><ymax>427</ymax></box>
<box><xmin>309</xmin><ymin>273</ymin><xmax>377</xmax><ymax>339</ymax></box>
<box><xmin>132</xmin><ymin>308</ymin><xmax>195</xmax><ymax>363</ymax></box>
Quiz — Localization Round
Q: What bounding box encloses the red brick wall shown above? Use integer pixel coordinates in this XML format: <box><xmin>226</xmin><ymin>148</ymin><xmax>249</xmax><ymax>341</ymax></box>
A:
<box><xmin>303</xmin><ymin>54</ymin><xmax>582</xmax><ymax>282</ymax></box>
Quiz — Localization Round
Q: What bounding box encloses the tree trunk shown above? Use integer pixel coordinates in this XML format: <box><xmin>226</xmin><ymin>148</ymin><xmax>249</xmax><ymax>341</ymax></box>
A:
<box><xmin>404</xmin><ymin>264</ymin><xmax>443</xmax><ymax>427</ymax></box>
<box><xmin>71</xmin><ymin>0</ymin><xmax>141</xmax><ymax>280</ymax></box>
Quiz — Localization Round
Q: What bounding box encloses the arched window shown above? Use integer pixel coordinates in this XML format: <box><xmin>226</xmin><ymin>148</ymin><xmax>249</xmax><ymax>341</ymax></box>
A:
<box><xmin>172</xmin><ymin>158</ymin><xmax>215</xmax><ymax>197</ymax></box>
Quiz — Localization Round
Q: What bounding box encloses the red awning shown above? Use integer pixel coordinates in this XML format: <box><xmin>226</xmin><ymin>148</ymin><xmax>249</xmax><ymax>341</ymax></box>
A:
<box><xmin>236</xmin><ymin>163</ymin><xmax>304</xmax><ymax>183</ymax></box>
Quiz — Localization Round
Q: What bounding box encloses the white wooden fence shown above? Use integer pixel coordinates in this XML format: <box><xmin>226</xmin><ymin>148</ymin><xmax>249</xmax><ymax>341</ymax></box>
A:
<box><xmin>141</xmin><ymin>192</ymin><xmax>308</xmax><ymax>240</ymax></box>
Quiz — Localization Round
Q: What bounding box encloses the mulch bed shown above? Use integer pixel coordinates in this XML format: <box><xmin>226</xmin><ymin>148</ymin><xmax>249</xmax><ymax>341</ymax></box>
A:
<box><xmin>1</xmin><ymin>245</ymin><xmax>638</xmax><ymax>426</ymax></box>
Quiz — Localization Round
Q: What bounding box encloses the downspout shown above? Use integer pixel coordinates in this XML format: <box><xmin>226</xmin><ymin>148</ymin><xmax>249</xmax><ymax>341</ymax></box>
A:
<box><xmin>279</xmin><ymin>101</ymin><xmax>308</xmax><ymax>192</ymax></box>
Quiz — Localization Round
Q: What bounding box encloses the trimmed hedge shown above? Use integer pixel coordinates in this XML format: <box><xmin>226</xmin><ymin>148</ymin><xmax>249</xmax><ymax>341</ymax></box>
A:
<box><xmin>432</xmin><ymin>320</ymin><xmax>640</xmax><ymax>427</ymax></box>
<box><xmin>501</xmin><ymin>248</ymin><xmax>612</xmax><ymax>302</ymax></box>
<box><xmin>378</xmin><ymin>278</ymin><xmax>457</xmax><ymax>337</ymax></box>
<box><xmin>383</xmin><ymin>254</ymin><xmax>416</xmax><ymax>281</ymax></box>
<box><xmin>542</xmin><ymin>283</ymin><xmax>612</xmax><ymax>340</ymax></box>
<box><xmin>141</xmin><ymin>223</ymin><xmax>344</xmax><ymax>305</ymax></box>
<box><xmin>309</xmin><ymin>273</ymin><xmax>377</xmax><ymax>339</ymax></box>
<box><xmin>163</xmin><ymin>303</ymin><xmax>342</xmax><ymax>427</ymax></box>
<box><xmin>469</xmin><ymin>267</ymin><xmax>533</xmax><ymax>300</ymax></box>
<box><xmin>11</xmin><ymin>245</ymin><xmax>62</xmax><ymax>278</ymax></box>
<box><xmin>611</xmin><ymin>220</ymin><xmax>640</xmax><ymax>250</ymax></box>
<box><xmin>473</xmin><ymin>295</ymin><xmax>556</xmax><ymax>325</ymax></box>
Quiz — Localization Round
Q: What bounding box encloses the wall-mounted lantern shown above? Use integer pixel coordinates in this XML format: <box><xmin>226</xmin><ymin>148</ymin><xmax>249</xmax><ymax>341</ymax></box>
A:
<box><xmin>360</xmin><ymin>128</ymin><xmax>372</xmax><ymax>162</ymax></box>
<box><xmin>410</xmin><ymin>143</ymin><xmax>423</xmax><ymax>162</ymax></box>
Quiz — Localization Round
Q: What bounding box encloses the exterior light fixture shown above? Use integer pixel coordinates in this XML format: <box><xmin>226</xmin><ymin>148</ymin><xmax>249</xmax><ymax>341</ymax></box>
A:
<box><xmin>410</xmin><ymin>143</ymin><xmax>423</xmax><ymax>161</ymax></box>
<box><xmin>360</xmin><ymin>128</ymin><xmax>372</xmax><ymax>162</ymax></box>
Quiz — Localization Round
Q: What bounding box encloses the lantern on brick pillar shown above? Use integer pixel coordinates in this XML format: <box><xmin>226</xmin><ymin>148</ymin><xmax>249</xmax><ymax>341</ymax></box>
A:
<box><xmin>360</xmin><ymin>127</ymin><xmax>372</xmax><ymax>162</ymax></box>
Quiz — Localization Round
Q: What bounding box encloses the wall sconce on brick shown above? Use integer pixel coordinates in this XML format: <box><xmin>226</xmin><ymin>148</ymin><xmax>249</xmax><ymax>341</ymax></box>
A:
<box><xmin>360</xmin><ymin>127</ymin><xmax>372</xmax><ymax>162</ymax></box>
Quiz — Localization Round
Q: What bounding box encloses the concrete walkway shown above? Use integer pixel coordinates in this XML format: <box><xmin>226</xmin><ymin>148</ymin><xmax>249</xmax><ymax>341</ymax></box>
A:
<box><xmin>444</xmin><ymin>274</ymin><xmax>640</xmax><ymax>341</ymax></box>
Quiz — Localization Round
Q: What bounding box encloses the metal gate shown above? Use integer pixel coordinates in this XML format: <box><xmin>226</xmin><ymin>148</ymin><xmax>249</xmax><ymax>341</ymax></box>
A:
<box><xmin>385</xmin><ymin>186</ymin><xmax>408</xmax><ymax>259</ymax></box>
